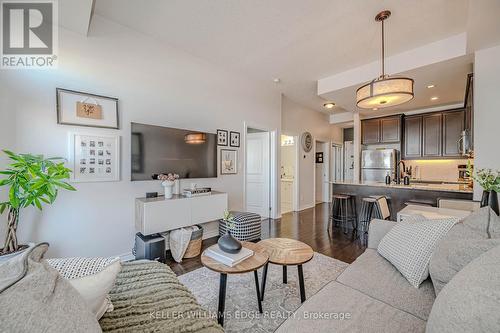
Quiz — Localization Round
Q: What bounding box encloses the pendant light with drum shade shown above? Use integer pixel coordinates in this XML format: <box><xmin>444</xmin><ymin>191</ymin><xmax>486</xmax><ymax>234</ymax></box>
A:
<box><xmin>184</xmin><ymin>132</ymin><xmax>206</xmax><ymax>144</ymax></box>
<box><xmin>356</xmin><ymin>10</ymin><xmax>414</xmax><ymax>109</ymax></box>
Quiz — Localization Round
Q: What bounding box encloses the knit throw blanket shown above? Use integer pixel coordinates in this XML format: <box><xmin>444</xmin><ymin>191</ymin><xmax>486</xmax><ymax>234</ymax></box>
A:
<box><xmin>99</xmin><ymin>260</ymin><xmax>223</xmax><ymax>333</ymax></box>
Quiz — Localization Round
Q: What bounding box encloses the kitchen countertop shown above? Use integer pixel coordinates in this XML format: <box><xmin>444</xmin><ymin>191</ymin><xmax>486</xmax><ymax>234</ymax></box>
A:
<box><xmin>330</xmin><ymin>180</ymin><xmax>473</xmax><ymax>193</ymax></box>
<box><xmin>397</xmin><ymin>204</ymin><xmax>471</xmax><ymax>222</ymax></box>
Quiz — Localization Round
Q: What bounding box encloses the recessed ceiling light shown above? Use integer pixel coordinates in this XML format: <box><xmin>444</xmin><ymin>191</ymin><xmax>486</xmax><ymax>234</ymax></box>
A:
<box><xmin>273</xmin><ymin>78</ymin><xmax>281</xmax><ymax>83</ymax></box>
<box><xmin>323</xmin><ymin>102</ymin><xmax>335</xmax><ymax>109</ymax></box>
<box><xmin>427</xmin><ymin>84</ymin><xmax>435</xmax><ymax>89</ymax></box>
<box><xmin>373</xmin><ymin>108</ymin><xmax>378</xmax><ymax>111</ymax></box>
<box><xmin>431</xmin><ymin>96</ymin><xmax>439</xmax><ymax>101</ymax></box>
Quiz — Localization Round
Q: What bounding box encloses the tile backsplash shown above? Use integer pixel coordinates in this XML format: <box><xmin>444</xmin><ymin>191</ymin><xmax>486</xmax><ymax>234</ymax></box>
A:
<box><xmin>403</xmin><ymin>159</ymin><xmax>472</xmax><ymax>182</ymax></box>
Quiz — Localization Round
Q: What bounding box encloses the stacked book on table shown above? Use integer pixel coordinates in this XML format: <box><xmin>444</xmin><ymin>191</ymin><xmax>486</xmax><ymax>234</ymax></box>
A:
<box><xmin>204</xmin><ymin>245</ymin><xmax>254</xmax><ymax>267</ymax></box>
<box><xmin>182</xmin><ymin>187</ymin><xmax>212</xmax><ymax>197</ymax></box>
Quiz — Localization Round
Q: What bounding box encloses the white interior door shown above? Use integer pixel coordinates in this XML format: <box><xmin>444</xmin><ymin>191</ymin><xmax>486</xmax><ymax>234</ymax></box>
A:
<box><xmin>246</xmin><ymin>132</ymin><xmax>270</xmax><ymax>218</ymax></box>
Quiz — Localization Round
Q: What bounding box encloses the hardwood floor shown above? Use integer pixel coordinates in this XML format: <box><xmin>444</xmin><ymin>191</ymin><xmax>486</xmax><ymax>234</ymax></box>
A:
<box><xmin>166</xmin><ymin>202</ymin><xmax>367</xmax><ymax>276</ymax></box>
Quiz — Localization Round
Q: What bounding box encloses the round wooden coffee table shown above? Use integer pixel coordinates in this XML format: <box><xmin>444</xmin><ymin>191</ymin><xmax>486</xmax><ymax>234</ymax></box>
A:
<box><xmin>257</xmin><ymin>238</ymin><xmax>314</xmax><ymax>303</ymax></box>
<box><xmin>201</xmin><ymin>241</ymin><xmax>268</xmax><ymax>326</ymax></box>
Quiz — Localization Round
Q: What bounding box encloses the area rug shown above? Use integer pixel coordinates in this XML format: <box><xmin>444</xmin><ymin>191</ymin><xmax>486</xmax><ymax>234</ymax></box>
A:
<box><xmin>179</xmin><ymin>252</ymin><xmax>349</xmax><ymax>333</ymax></box>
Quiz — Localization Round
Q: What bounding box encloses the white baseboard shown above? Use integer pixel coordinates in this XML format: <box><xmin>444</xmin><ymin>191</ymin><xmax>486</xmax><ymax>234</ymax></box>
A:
<box><xmin>299</xmin><ymin>203</ymin><xmax>316</xmax><ymax>211</ymax></box>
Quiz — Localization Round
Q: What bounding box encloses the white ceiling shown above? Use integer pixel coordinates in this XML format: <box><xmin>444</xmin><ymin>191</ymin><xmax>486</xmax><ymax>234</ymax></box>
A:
<box><xmin>94</xmin><ymin>0</ymin><xmax>469</xmax><ymax>112</ymax></box>
<box><xmin>325</xmin><ymin>55</ymin><xmax>473</xmax><ymax>117</ymax></box>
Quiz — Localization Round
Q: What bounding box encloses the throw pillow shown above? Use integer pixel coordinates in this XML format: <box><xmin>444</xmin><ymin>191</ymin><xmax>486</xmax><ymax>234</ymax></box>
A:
<box><xmin>377</xmin><ymin>216</ymin><xmax>457</xmax><ymax>288</ymax></box>
<box><xmin>47</xmin><ymin>256</ymin><xmax>118</xmax><ymax>279</ymax></box>
<box><xmin>47</xmin><ymin>257</ymin><xmax>121</xmax><ymax>319</ymax></box>
<box><xmin>426</xmin><ymin>244</ymin><xmax>500</xmax><ymax>333</ymax></box>
<box><xmin>461</xmin><ymin>206</ymin><xmax>500</xmax><ymax>239</ymax></box>
<box><xmin>0</xmin><ymin>243</ymin><xmax>101</xmax><ymax>333</ymax></box>
<box><xmin>429</xmin><ymin>238</ymin><xmax>500</xmax><ymax>294</ymax></box>
<box><xmin>427</xmin><ymin>207</ymin><xmax>500</xmax><ymax>295</ymax></box>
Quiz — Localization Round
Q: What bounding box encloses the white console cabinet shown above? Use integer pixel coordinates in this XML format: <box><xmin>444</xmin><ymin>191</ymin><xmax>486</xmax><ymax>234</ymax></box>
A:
<box><xmin>135</xmin><ymin>191</ymin><xmax>228</xmax><ymax>235</ymax></box>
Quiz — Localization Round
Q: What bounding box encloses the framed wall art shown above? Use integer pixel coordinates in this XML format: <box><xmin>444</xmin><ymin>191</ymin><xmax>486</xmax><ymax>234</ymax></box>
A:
<box><xmin>230</xmin><ymin>131</ymin><xmax>240</xmax><ymax>147</ymax></box>
<box><xmin>220</xmin><ymin>149</ymin><xmax>237</xmax><ymax>175</ymax></box>
<box><xmin>316</xmin><ymin>152</ymin><xmax>324</xmax><ymax>163</ymax></box>
<box><xmin>68</xmin><ymin>133</ymin><xmax>120</xmax><ymax>182</ymax></box>
<box><xmin>57</xmin><ymin>88</ymin><xmax>119</xmax><ymax>129</ymax></box>
<box><xmin>217</xmin><ymin>129</ymin><xmax>228</xmax><ymax>146</ymax></box>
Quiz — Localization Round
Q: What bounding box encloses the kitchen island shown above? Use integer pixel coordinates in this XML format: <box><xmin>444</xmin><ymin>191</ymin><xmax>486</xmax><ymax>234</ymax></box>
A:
<box><xmin>330</xmin><ymin>180</ymin><xmax>473</xmax><ymax>221</ymax></box>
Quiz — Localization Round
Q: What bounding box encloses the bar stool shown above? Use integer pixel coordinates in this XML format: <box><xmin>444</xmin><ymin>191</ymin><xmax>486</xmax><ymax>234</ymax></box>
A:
<box><xmin>330</xmin><ymin>194</ymin><xmax>357</xmax><ymax>234</ymax></box>
<box><xmin>359</xmin><ymin>196</ymin><xmax>390</xmax><ymax>233</ymax></box>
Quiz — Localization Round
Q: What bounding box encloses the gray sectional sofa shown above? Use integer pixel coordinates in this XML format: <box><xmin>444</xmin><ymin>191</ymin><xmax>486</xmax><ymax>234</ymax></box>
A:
<box><xmin>276</xmin><ymin>210</ymin><xmax>500</xmax><ymax>333</ymax></box>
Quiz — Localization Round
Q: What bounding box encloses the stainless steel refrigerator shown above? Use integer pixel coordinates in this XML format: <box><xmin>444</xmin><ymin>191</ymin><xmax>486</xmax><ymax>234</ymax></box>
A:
<box><xmin>361</xmin><ymin>149</ymin><xmax>397</xmax><ymax>182</ymax></box>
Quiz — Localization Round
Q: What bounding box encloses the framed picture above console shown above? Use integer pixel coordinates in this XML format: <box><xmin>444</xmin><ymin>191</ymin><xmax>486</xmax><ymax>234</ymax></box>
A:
<box><xmin>230</xmin><ymin>131</ymin><xmax>240</xmax><ymax>147</ymax></box>
<box><xmin>217</xmin><ymin>129</ymin><xmax>228</xmax><ymax>146</ymax></box>
<box><xmin>220</xmin><ymin>149</ymin><xmax>237</xmax><ymax>175</ymax></box>
<box><xmin>68</xmin><ymin>133</ymin><xmax>120</xmax><ymax>182</ymax></box>
<box><xmin>57</xmin><ymin>88</ymin><xmax>119</xmax><ymax>129</ymax></box>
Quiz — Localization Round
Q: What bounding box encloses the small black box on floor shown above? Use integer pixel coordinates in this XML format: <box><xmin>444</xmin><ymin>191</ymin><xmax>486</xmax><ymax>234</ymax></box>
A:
<box><xmin>134</xmin><ymin>232</ymin><xmax>165</xmax><ymax>262</ymax></box>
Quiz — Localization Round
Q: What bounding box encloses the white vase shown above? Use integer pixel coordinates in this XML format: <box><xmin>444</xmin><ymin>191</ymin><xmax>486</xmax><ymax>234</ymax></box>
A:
<box><xmin>173</xmin><ymin>179</ymin><xmax>180</xmax><ymax>195</ymax></box>
<box><xmin>162</xmin><ymin>181</ymin><xmax>175</xmax><ymax>199</ymax></box>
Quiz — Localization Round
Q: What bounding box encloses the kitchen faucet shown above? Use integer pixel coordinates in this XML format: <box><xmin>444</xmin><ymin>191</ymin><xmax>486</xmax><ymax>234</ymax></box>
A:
<box><xmin>396</xmin><ymin>160</ymin><xmax>406</xmax><ymax>184</ymax></box>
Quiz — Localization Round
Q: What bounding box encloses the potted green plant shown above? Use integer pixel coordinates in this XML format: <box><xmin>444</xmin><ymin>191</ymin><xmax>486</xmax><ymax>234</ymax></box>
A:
<box><xmin>0</xmin><ymin>150</ymin><xmax>76</xmax><ymax>258</ymax></box>
<box><xmin>467</xmin><ymin>162</ymin><xmax>500</xmax><ymax>215</ymax></box>
<box><xmin>218</xmin><ymin>210</ymin><xmax>242</xmax><ymax>253</ymax></box>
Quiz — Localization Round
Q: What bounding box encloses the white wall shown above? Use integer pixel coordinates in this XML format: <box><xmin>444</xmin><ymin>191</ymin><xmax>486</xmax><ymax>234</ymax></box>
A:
<box><xmin>281</xmin><ymin>96</ymin><xmax>339</xmax><ymax>210</ymax></box>
<box><xmin>0</xmin><ymin>15</ymin><xmax>281</xmax><ymax>258</ymax></box>
<box><xmin>0</xmin><ymin>81</ymin><xmax>17</xmax><ymax>241</ymax></box>
<box><xmin>473</xmin><ymin>44</ymin><xmax>500</xmax><ymax>205</ymax></box>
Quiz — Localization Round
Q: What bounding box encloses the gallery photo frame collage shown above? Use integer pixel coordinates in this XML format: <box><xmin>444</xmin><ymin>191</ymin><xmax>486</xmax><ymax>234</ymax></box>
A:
<box><xmin>57</xmin><ymin>88</ymin><xmax>121</xmax><ymax>183</ymax></box>
<box><xmin>217</xmin><ymin>129</ymin><xmax>240</xmax><ymax>175</ymax></box>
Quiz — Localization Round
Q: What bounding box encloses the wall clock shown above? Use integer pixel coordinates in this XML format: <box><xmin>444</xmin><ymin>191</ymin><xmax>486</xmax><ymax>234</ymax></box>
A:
<box><xmin>301</xmin><ymin>132</ymin><xmax>313</xmax><ymax>152</ymax></box>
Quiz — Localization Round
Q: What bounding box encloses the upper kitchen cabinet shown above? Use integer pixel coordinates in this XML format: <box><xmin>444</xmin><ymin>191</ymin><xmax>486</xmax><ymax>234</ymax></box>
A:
<box><xmin>362</xmin><ymin>115</ymin><xmax>401</xmax><ymax>144</ymax></box>
<box><xmin>403</xmin><ymin>109</ymin><xmax>466</xmax><ymax>159</ymax></box>
<box><xmin>422</xmin><ymin>113</ymin><xmax>442</xmax><ymax>157</ymax></box>
<box><xmin>361</xmin><ymin>118</ymin><xmax>380</xmax><ymax>144</ymax></box>
<box><xmin>463</xmin><ymin>73</ymin><xmax>474</xmax><ymax>155</ymax></box>
<box><xmin>404</xmin><ymin>115</ymin><xmax>423</xmax><ymax>158</ymax></box>
<box><xmin>380</xmin><ymin>116</ymin><xmax>401</xmax><ymax>143</ymax></box>
<box><xmin>464</xmin><ymin>74</ymin><xmax>474</xmax><ymax>134</ymax></box>
<box><xmin>442</xmin><ymin>109</ymin><xmax>465</xmax><ymax>157</ymax></box>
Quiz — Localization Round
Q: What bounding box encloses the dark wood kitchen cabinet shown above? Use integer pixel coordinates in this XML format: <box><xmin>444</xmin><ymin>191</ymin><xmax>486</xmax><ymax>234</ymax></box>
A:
<box><xmin>404</xmin><ymin>115</ymin><xmax>423</xmax><ymax>158</ymax></box>
<box><xmin>442</xmin><ymin>109</ymin><xmax>465</xmax><ymax>157</ymax></box>
<box><xmin>403</xmin><ymin>109</ymin><xmax>466</xmax><ymax>159</ymax></box>
<box><xmin>422</xmin><ymin>113</ymin><xmax>442</xmax><ymax>157</ymax></box>
<box><xmin>362</xmin><ymin>116</ymin><xmax>401</xmax><ymax>144</ymax></box>
<box><xmin>361</xmin><ymin>119</ymin><xmax>380</xmax><ymax>144</ymax></box>
<box><xmin>465</xmin><ymin>74</ymin><xmax>474</xmax><ymax>134</ymax></box>
<box><xmin>380</xmin><ymin>116</ymin><xmax>401</xmax><ymax>143</ymax></box>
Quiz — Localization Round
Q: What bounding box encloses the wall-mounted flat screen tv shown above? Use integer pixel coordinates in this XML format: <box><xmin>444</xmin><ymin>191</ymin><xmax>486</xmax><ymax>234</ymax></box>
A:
<box><xmin>131</xmin><ymin>122</ymin><xmax>217</xmax><ymax>181</ymax></box>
